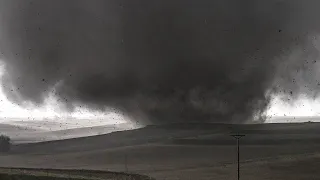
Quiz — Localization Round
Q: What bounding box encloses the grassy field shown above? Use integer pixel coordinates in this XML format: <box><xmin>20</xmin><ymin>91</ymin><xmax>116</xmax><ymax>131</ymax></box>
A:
<box><xmin>1</xmin><ymin>122</ymin><xmax>320</xmax><ymax>179</ymax></box>
<box><xmin>0</xmin><ymin>167</ymin><xmax>154</xmax><ymax>180</ymax></box>
<box><xmin>0</xmin><ymin>173</ymin><xmax>85</xmax><ymax>180</ymax></box>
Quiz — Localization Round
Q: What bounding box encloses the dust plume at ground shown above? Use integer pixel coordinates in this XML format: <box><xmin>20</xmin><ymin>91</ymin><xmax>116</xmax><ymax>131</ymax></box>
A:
<box><xmin>0</xmin><ymin>0</ymin><xmax>320</xmax><ymax>124</ymax></box>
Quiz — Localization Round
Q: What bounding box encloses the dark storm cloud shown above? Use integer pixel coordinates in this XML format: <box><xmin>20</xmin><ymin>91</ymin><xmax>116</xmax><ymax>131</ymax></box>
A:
<box><xmin>0</xmin><ymin>0</ymin><xmax>319</xmax><ymax>124</ymax></box>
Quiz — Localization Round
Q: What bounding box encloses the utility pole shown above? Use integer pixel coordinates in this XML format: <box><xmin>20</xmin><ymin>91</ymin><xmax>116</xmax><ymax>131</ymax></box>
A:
<box><xmin>231</xmin><ymin>134</ymin><xmax>245</xmax><ymax>180</ymax></box>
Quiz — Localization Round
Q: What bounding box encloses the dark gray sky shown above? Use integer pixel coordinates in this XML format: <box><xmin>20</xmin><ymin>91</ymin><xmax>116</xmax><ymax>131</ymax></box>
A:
<box><xmin>0</xmin><ymin>0</ymin><xmax>320</xmax><ymax>124</ymax></box>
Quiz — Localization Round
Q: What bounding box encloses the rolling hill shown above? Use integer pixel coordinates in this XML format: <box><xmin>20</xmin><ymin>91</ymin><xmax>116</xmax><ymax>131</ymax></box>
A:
<box><xmin>0</xmin><ymin>122</ymin><xmax>320</xmax><ymax>180</ymax></box>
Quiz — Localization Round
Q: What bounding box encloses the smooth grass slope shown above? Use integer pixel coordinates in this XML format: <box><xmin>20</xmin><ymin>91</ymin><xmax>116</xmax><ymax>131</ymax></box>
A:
<box><xmin>0</xmin><ymin>173</ymin><xmax>85</xmax><ymax>180</ymax></box>
<box><xmin>0</xmin><ymin>167</ymin><xmax>154</xmax><ymax>180</ymax></box>
<box><xmin>2</xmin><ymin>122</ymin><xmax>320</xmax><ymax>180</ymax></box>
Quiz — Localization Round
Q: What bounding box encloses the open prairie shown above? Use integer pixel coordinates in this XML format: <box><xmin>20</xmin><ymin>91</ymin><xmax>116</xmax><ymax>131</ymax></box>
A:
<box><xmin>0</xmin><ymin>122</ymin><xmax>320</xmax><ymax>179</ymax></box>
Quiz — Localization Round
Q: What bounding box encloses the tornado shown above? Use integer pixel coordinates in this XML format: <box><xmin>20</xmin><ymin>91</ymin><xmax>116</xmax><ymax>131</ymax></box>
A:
<box><xmin>0</xmin><ymin>0</ymin><xmax>320</xmax><ymax>124</ymax></box>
